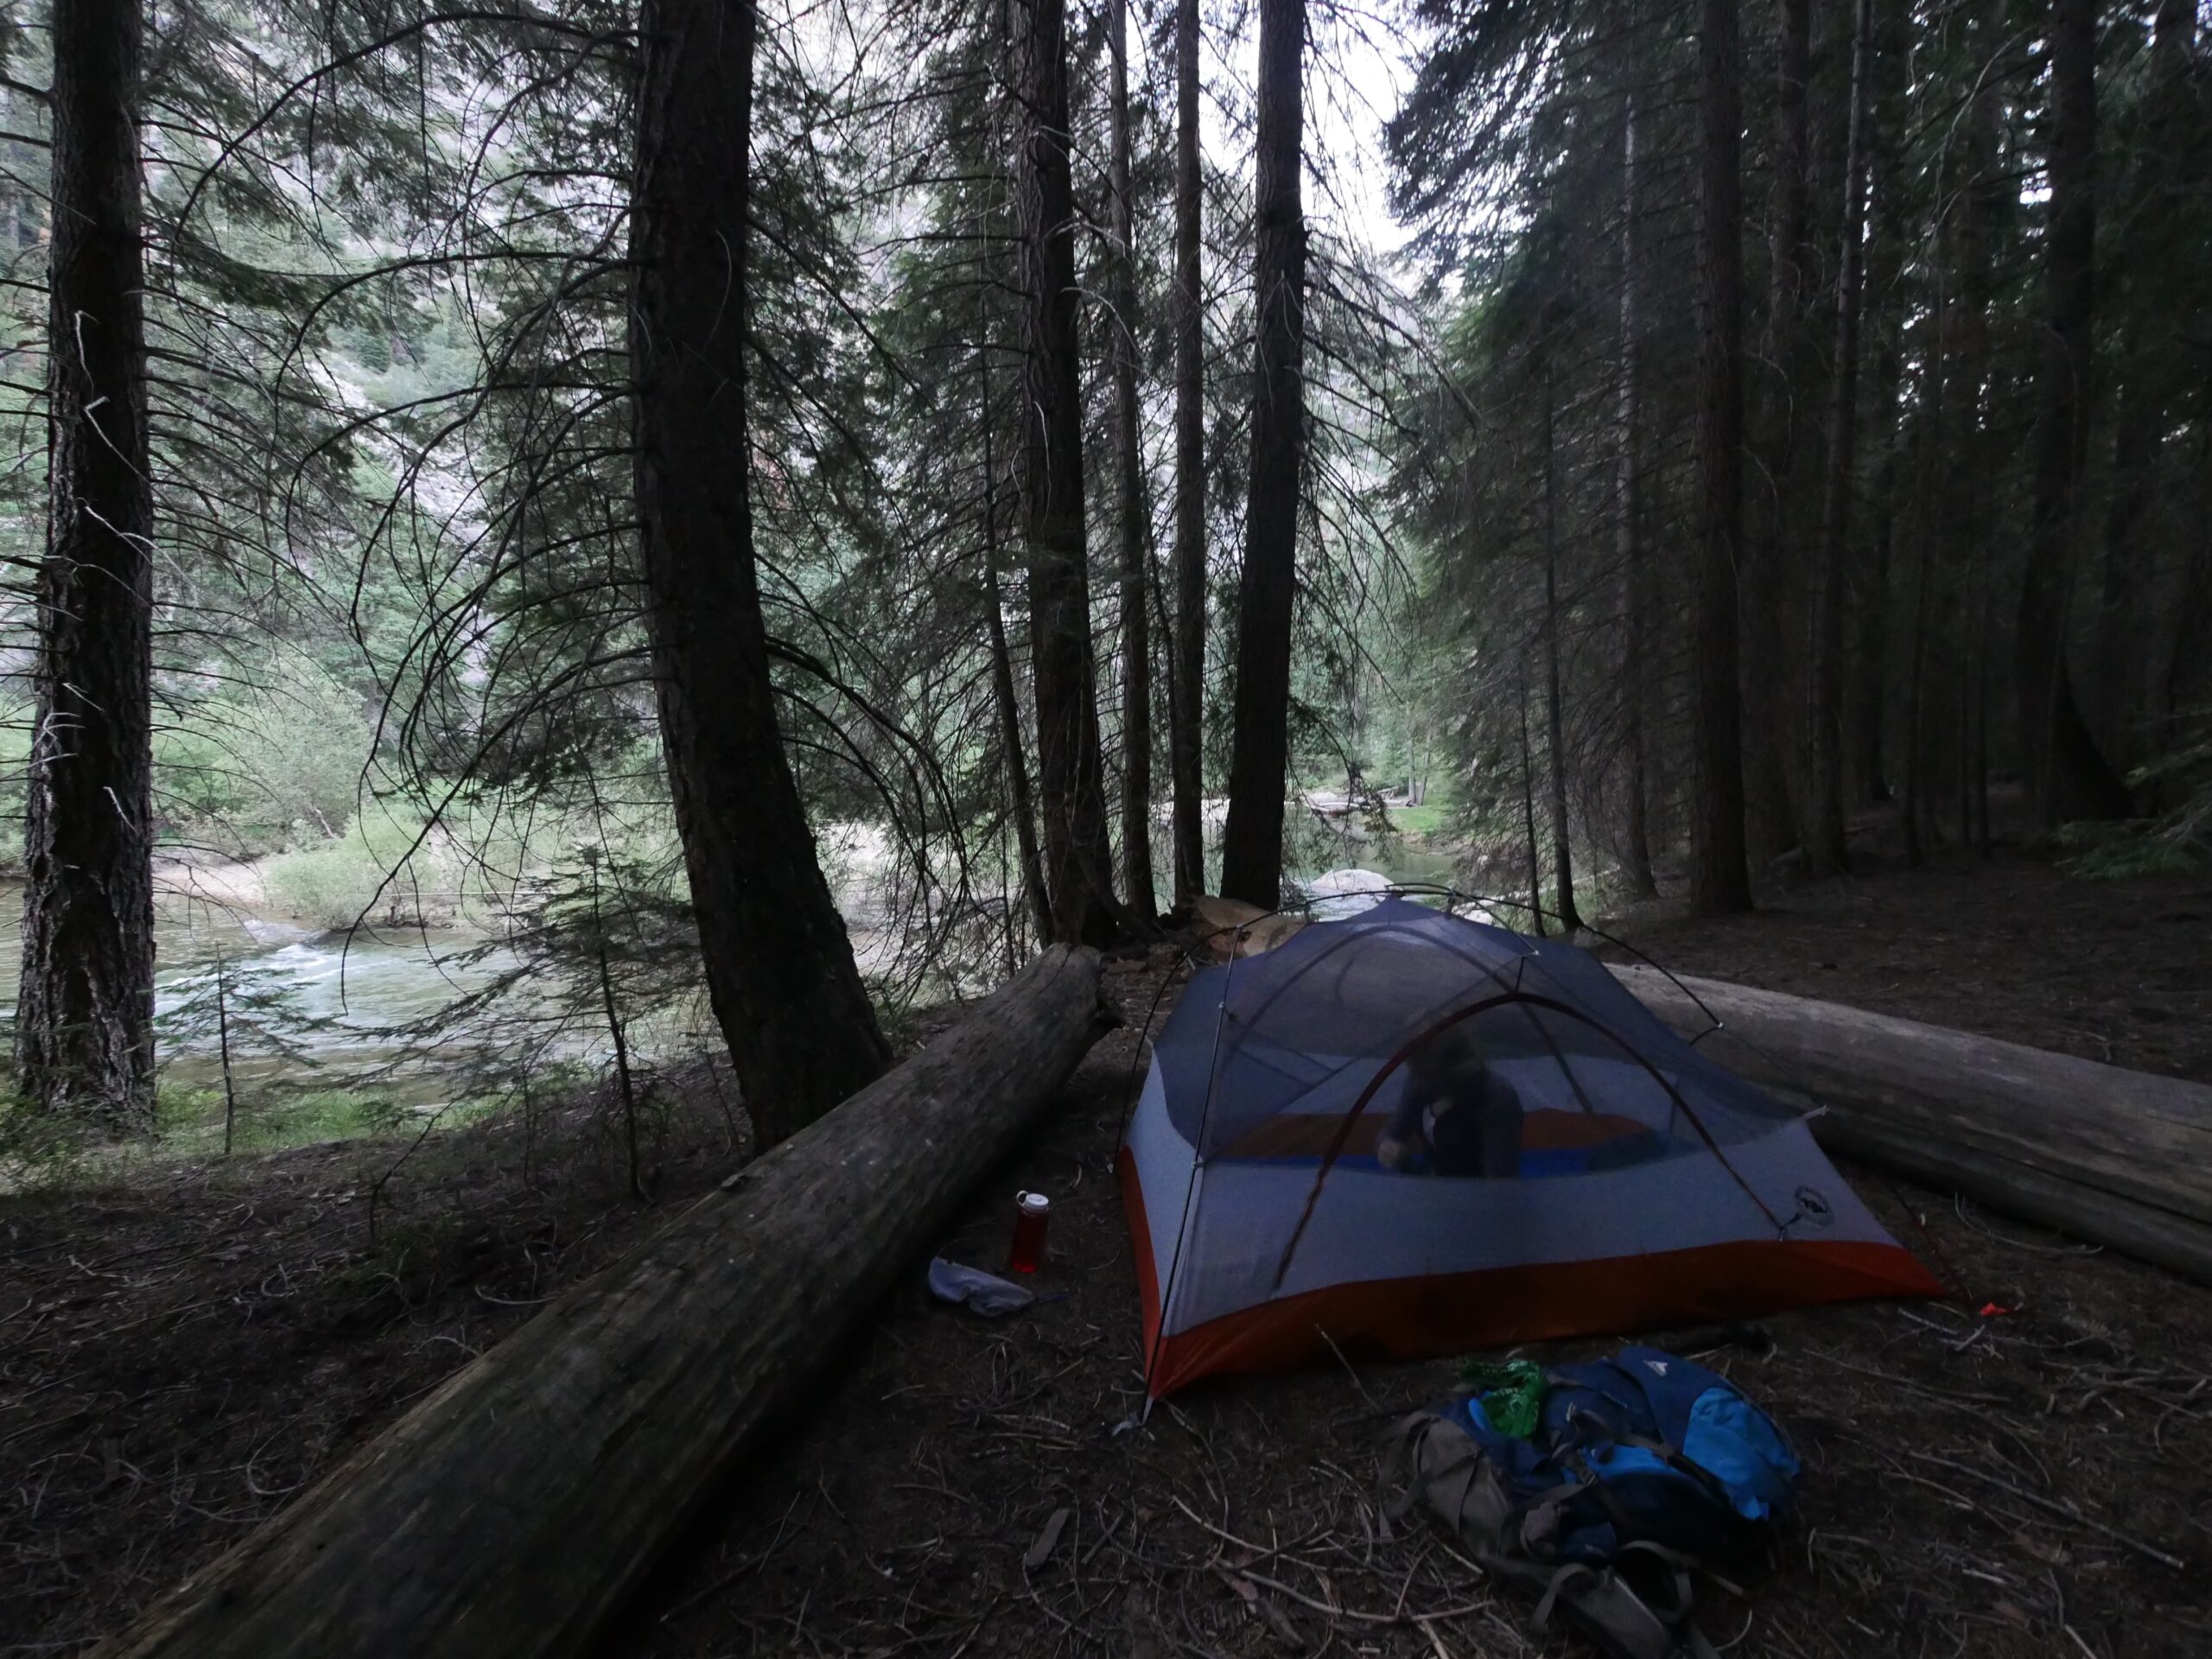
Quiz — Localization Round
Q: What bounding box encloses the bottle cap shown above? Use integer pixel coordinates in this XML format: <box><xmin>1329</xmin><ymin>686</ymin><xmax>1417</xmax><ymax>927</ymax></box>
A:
<box><xmin>1018</xmin><ymin>1190</ymin><xmax>1051</xmax><ymax>1216</ymax></box>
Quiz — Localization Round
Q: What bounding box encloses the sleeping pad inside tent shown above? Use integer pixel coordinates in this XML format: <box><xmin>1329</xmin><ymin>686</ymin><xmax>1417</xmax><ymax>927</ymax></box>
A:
<box><xmin>1119</xmin><ymin>898</ymin><xmax>1941</xmax><ymax>1399</ymax></box>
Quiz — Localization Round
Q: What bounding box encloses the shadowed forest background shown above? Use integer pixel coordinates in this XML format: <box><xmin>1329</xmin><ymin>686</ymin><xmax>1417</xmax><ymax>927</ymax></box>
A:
<box><xmin>0</xmin><ymin>0</ymin><xmax>2194</xmax><ymax>1185</ymax></box>
<box><xmin>1</xmin><ymin>0</ymin><xmax>2210</xmax><ymax>1651</ymax></box>
<box><xmin>2</xmin><ymin>0</ymin><xmax>2205</xmax><ymax>1161</ymax></box>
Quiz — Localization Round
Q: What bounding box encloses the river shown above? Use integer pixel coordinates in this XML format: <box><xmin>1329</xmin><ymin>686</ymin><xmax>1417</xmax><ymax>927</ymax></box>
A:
<box><xmin>0</xmin><ymin>891</ymin><xmax>538</xmax><ymax>1114</ymax></box>
<box><xmin>0</xmin><ymin>822</ymin><xmax>1471</xmax><ymax>1127</ymax></box>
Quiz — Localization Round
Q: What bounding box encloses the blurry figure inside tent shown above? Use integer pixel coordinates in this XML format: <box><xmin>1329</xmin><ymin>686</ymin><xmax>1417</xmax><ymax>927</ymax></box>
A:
<box><xmin>1376</xmin><ymin>1020</ymin><xmax>1523</xmax><ymax>1178</ymax></box>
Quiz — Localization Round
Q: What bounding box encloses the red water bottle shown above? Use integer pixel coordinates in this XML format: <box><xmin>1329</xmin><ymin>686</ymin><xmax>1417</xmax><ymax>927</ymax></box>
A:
<box><xmin>1009</xmin><ymin>1190</ymin><xmax>1051</xmax><ymax>1273</ymax></box>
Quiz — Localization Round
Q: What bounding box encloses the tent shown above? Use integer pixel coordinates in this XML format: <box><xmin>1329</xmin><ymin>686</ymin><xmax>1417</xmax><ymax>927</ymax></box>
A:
<box><xmin>1119</xmin><ymin>897</ymin><xmax>1942</xmax><ymax>1398</ymax></box>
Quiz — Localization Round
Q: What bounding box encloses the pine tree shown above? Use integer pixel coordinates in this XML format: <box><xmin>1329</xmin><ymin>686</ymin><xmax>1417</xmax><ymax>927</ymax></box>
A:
<box><xmin>1012</xmin><ymin>0</ymin><xmax>1122</xmax><ymax>944</ymax></box>
<box><xmin>1802</xmin><ymin>0</ymin><xmax>1878</xmax><ymax>876</ymax></box>
<box><xmin>1106</xmin><ymin>0</ymin><xmax>1155</xmax><ymax>924</ymax></box>
<box><xmin>1166</xmin><ymin>0</ymin><xmax>1206</xmax><ymax>904</ymax></box>
<box><xmin>1690</xmin><ymin>0</ymin><xmax>1753</xmax><ymax>913</ymax></box>
<box><xmin>2016</xmin><ymin>0</ymin><xmax>2132</xmax><ymax>827</ymax></box>
<box><xmin>1613</xmin><ymin>84</ymin><xmax>1659</xmax><ymax>899</ymax></box>
<box><xmin>629</xmin><ymin>0</ymin><xmax>890</xmax><ymax>1147</ymax></box>
<box><xmin>1219</xmin><ymin>0</ymin><xmax>1307</xmax><ymax>909</ymax></box>
<box><xmin>16</xmin><ymin>0</ymin><xmax>157</xmax><ymax>1131</ymax></box>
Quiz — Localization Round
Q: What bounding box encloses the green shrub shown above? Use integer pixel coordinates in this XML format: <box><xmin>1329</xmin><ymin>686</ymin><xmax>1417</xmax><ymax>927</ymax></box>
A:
<box><xmin>264</xmin><ymin>838</ymin><xmax>388</xmax><ymax>926</ymax></box>
<box><xmin>156</xmin><ymin>658</ymin><xmax>375</xmax><ymax>856</ymax></box>
<box><xmin>263</xmin><ymin>801</ymin><xmax>462</xmax><ymax>926</ymax></box>
<box><xmin>2061</xmin><ymin>711</ymin><xmax>2212</xmax><ymax>878</ymax></box>
<box><xmin>155</xmin><ymin>1084</ymin><xmax>415</xmax><ymax>1155</ymax></box>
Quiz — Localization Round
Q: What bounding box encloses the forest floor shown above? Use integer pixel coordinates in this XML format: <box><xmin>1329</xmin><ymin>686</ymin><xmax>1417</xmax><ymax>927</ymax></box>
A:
<box><xmin>1600</xmin><ymin>833</ymin><xmax>2212</xmax><ymax>1084</ymax></box>
<box><xmin>4</xmin><ymin>842</ymin><xmax>2210</xmax><ymax>1656</ymax></box>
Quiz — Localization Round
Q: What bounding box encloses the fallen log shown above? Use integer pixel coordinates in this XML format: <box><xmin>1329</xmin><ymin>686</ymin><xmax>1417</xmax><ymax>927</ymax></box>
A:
<box><xmin>96</xmin><ymin>945</ymin><xmax>1108</xmax><ymax>1659</ymax></box>
<box><xmin>1611</xmin><ymin>963</ymin><xmax>2212</xmax><ymax>1285</ymax></box>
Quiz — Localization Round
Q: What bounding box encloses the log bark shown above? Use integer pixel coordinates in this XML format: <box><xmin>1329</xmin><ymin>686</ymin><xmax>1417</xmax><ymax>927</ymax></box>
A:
<box><xmin>92</xmin><ymin>948</ymin><xmax>1108</xmax><ymax>1659</ymax></box>
<box><xmin>1611</xmin><ymin>964</ymin><xmax>2212</xmax><ymax>1284</ymax></box>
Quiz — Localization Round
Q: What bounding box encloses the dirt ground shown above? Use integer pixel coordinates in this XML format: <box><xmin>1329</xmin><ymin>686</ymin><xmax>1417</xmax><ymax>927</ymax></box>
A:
<box><xmin>0</xmin><ymin>1084</ymin><xmax>750</xmax><ymax>1653</ymax></box>
<box><xmin>1605</xmin><ymin>842</ymin><xmax>2212</xmax><ymax>1084</ymax></box>
<box><xmin>4</xmin><ymin>848</ymin><xmax>2210</xmax><ymax>1656</ymax></box>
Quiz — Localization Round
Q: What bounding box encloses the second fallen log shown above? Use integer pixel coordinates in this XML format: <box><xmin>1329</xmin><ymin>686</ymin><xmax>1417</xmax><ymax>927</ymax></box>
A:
<box><xmin>1611</xmin><ymin>963</ymin><xmax>2212</xmax><ymax>1284</ymax></box>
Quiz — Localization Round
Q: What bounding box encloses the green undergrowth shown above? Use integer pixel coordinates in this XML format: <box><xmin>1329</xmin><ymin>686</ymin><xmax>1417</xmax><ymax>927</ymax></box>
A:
<box><xmin>0</xmin><ymin>1084</ymin><xmax>505</xmax><ymax>1192</ymax></box>
<box><xmin>153</xmin><ymin>1084</ymin><xmax>423</xmax><ymax>1156</ymax></box>
<box><xmin>1388</xmin><ymin>796</ymin><xmax>1453</xmax><ymax>838</ymax></box>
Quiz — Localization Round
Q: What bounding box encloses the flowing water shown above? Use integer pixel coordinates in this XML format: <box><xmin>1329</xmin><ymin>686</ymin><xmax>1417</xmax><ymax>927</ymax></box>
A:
<box><xmin>0</xmin><ymin>817</ymin><xmax>1474</xmax><ymax>1133</ymax></box>
<box><xmin>0</xmin><ymin>902</ymin><xmax>508</xmax><ymax>1033</ymax></box>
<box><xmin>0</xmin><ymin>889</ymin><xmax>535</xmax><ymax>1114</ymax></box>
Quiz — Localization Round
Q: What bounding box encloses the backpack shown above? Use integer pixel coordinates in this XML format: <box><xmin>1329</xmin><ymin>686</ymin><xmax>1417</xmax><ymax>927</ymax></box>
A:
<box><xmin>1380</xmin><ymin>1345</ymin><xmax>1800</xmax><ymax>1659</ymax></box>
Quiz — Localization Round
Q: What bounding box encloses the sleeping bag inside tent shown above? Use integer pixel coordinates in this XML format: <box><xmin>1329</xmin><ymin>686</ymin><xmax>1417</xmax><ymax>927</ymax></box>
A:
<box><xmin>1120</xmin><ymin>898</ymin><xmax>1941</xmax><ymax>1399</ymax></box>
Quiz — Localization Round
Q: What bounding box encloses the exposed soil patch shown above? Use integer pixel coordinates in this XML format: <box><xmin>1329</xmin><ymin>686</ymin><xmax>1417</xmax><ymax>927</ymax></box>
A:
<box><xmin>4</xmin><ymin>857</ymin><xmax>2209</xmax><ymax>1657</ymax></box>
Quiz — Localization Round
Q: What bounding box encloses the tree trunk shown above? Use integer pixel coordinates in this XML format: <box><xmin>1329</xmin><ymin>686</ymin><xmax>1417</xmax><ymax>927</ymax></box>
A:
<box><xmin>980</xmin><ymin>347</ymin><xmax>1052</xmax><ymax>950</ymax></box>
<box><xmin>1850</xmin><ymin>11</ymin><xmax>1906</xmax><ymax>808</ymax></box>
<box><xmin>2096</xmin><ymin>351</ymin><xmax>2160</xmax><ymax>765</ymax></box>
<box><xmin>1971</xmin><ymin>586</ymin><xmax>1993</xmax><ymax>854</ymax></box>
<box><xmin>2171</xmin><ymin>379</ymin><xmax>2212</xmax><ymax>740</ymax></box>
<box><xmin>90</xmin><ymin>949</ymin><xmax>1109</xmax><ymax>1659</ymax></box>
<box><xmin>1764</xmin><ymin>0</ymin><xmax>1812</xmax><ymax>458</ymax></box>
<box><xmin>2093</xmin><ymin>0</ymin><xmax>2194</xmax><ymax>765</ymax></box>
<box><xmin>215</xmin><ymin>957</ymin><xmax>236</xmax><ymax>1156</ymax></box>
<box><xmin>1741</xmin><ymin>0</ymin><xmax>1814</xmax><ymax>866</ymax></box>
<box><xmin>1690</xmin><ymin>0</ymin><xmax>1754</xmax><ymax>915</ymax></box>
<box><xmin>14</xmin><ymin>0</ymin><xmax>158</xmax><ymax>1133</ymax></box>
<box><xmin>1900</xmin><ymin>474</ymin><xmax>1935</xmax><ymax>866</ymax></box>
<box><xmin>1014</xmin><ymin>0</ymin><xmax>1122</xmax><ymax>943</ymax></box>
<box><xmin>629</xmin><ymin>0</ymin><xmax>889</xmax><ymax>1150</ymax></box>
<box><xmin>1108</xmin><ymin>0</ymin><xmax>1156</xmax><ymax>925</ymax></box>
<box><xmin>2154</xmin><ymin>28</ymin><xmax>2210</xmax><ymax>747</ymax></box>
<box><xmin>1802</xmin><ymin>0</ymin><xmax>1874</xmax><ymax>876</ymax></box>
<box><xmin>1218</xmin><ymin>0</ymin><xmax>1306</xmax><ymax>910</ymax></box>
<box><xmin>976</xmin><ymin>238</ymin><xmax>1053</xmax><ymax>950</ymax></box>
<box><xmin>1612</xmin><ymin>965</ymin><xmax>2212</xmax><ymax>1286</ymax></box>
<box><xmin>1168</xmin><ymin>0</ymin><xmax>1207</xmax><ymax>904</ymax></box>
<box><xmin>2015</xmin><ymin>0</ymin><xmax>2132</xmax><ymax>825</ymax></box>
<box><xmin>1541</xmin><ymin>371</ymin><xmax>1582</xmax><ymax>932</ymax></box>
<box><xmin>1517</xmin><ymin>672</ymin><xmax>1547</xmax><ymax>938</ymax></box>
<box><xmin>1853</xmin><ymin>423</ymin><xmax>1897</xmax><ymax>805</ymax></box>
<box><xmin>1904</xmin><ymin>35</ymin><xmax>1981</xmax><ymax>867</ymax></box>
<box><xmin>1938</xmin><ymin>73</ymin><xmax>2000</xmax><ymax>849</ymax></box>
<box><xmin>985</xmin><ymin>557</ymin><xmax>1052</xmax><ymax>949</ymax></box>
<box><xmin>1615</xmin><ymin>91</ymin><xmax>1658</xmax><ymax>899</ymax></box>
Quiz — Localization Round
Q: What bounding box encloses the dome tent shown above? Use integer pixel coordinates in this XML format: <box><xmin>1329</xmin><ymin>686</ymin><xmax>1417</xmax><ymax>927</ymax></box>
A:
<box><xmin>1120</xmin><ymin>897</ymin><xmax>1941</xmax><ymax>1399</ymax></box>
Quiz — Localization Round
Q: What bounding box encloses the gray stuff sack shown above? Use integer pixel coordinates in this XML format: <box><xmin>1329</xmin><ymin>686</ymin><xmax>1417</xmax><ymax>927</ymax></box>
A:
<box><xmin>927</xmin><ymin>1256</ymin><xmax>1037</xmax><ymax>1318</ymax></box>
<box><xmin>1381</xmin><ymin>1408</ymin><xmax>1726</xmax><ymax>1659</ymax></box>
